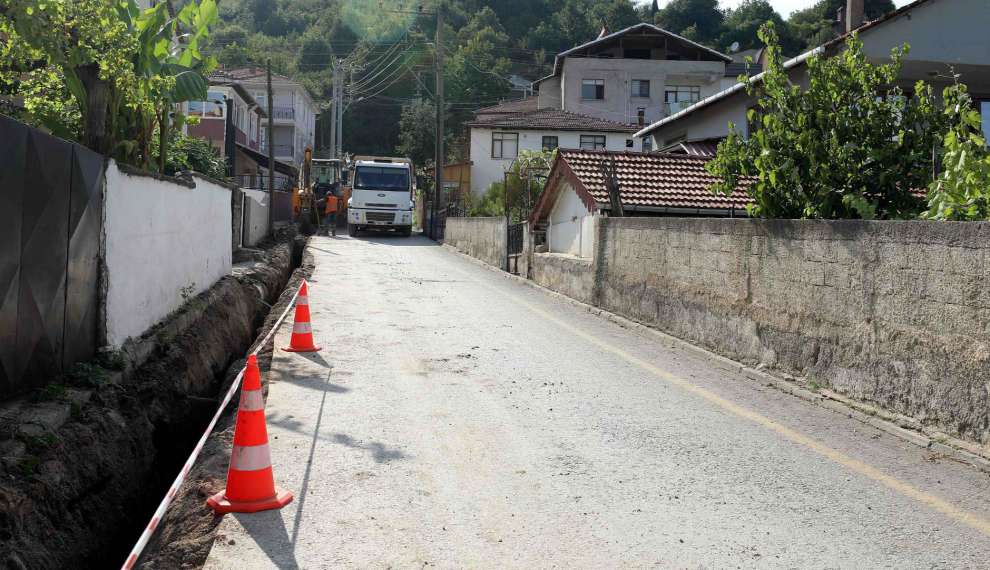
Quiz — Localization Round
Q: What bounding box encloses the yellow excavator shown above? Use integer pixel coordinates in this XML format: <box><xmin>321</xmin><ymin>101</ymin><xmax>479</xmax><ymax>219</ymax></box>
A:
<box><xmin>295</xmin><ymin>147</ymin><xmax>344</xmax><ymax>234</ymax></box>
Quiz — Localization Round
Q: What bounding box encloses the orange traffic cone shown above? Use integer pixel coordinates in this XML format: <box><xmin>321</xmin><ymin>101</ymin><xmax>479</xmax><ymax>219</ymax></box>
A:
<box><xmin>207</xmin><ymin>355</ymin><xmax>293</xmax><ymax>514</ymax></box>
<box><xmin>282</xmin><ymin>281</ymin><xmax>321</xmax><ymax>352</ymax></box>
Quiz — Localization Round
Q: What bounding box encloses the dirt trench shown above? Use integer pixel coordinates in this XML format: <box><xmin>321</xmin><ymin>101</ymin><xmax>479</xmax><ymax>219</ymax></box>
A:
<box><xmin>0</xmin><ymin>229</ymin><xmax>311</xmax><ymax>569</ymax></box>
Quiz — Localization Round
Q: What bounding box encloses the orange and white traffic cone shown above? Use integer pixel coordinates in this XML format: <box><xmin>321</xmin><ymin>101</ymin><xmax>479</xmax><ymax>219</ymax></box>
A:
<box><xmin>282</xmin><ymin>281</ymin><xmax>321</xmax><ymax>353</ymax></box>
<box><xmin>207</xmin><ymin>355</ymin><xmax>293</xmax><ymax>514</ymax></box>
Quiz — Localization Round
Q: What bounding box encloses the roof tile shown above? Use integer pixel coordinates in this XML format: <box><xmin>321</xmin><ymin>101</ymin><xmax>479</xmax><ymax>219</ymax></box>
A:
<box><xmin>558</xmin><ymin>149</ymin><xmax>753</xmax><ymax>211</ymax></box>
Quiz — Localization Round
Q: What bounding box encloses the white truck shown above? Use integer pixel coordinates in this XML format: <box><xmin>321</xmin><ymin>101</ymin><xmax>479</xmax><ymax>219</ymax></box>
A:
<box><xmin>346</xmin><ymin>157</ymin><xmax>415</xmax><ymax>237</ymax></box>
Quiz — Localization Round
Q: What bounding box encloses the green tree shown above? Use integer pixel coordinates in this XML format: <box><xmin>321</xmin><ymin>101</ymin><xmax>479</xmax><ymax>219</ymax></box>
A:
<box><xmin>471</xmin><ymin>149</ymin><xmax>554</xmax><ymax>220</ymax></box>
<box><xmin>397</xmin><ymin>99</ymin><xmax>436</xmax><ymax>167</ymax></box>
<box><xmin>655</xmin><ymin>0</ymin><xmax>724</xmax><ymax>47</ymax></box>
<box><xmin>788</xmin><ymin>0</ymin><xmax>895</xmax><ymax>51</ymax></box>
<box><xmin>1</xmin><ymin>0</ymin><xmax>218</xmax><ymax>171</ymax></box>
<box><xmin>719</xmin><ymin>0</ymin><xmax>799</xmax><ymax>54</ymax></box>
<box><xmin>923</xmin><ymin>82</ymin><xmax>990</xmax><ymax>220</ymax></box>
<box><xmin>707</xmin><ymin>23</ymin><xmax>945</xmax><ymax>219</ymax></box>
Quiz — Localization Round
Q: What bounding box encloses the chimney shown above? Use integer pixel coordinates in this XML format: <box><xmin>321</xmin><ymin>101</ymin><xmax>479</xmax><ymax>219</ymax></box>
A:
<box><xmin>846</xmin><ymin>0</ymin><xmax>864</xmax><ymax>32</ymax></box>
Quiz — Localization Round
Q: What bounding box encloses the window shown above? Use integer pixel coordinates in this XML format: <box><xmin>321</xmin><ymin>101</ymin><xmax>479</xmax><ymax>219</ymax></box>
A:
<box><xmin>581</xmin><ymin>79</ymin><xmax>605</xmax><ymax>100</ymax></box>
<box><xmin>354</xmin><ymin>166</ymin><xmax>410</xmax><ymax>192</ymax></box>
<box><xmin>625</xmin><ymin>139</ymin><xmax>634</xmax><ymax>148</ymax></box>
<box><xmin>204</xmin><ymin>90</ymin><xmax>225</xmax><ymax>118</ymax></box>
<box><xmin>631</xmin><ymin>80</ymin><xmax>650</xmax><ymax>98</ymax></box>
<box><xmin>579</xmin><ymin>135</ymin><xmax>606</xmax><ymax>150</ymax></box>
<box><xmin>492</xmin><ymin>132</ymin><xmax>519</xmax><ymax>159</ymax></box>
<box><xmin>637</xmin><ymin>107</ymin><xmax>646</xmax><ymax>126</ymax></box>
<box><xmin>664</xmin><ymin>86</ymin><xmax>701</xmax><ymax>103</ymax></box>
<box><xmin>665</xmin><ymin>86</ymin><xmax>701</xmax><ymax>115</ymax></box>
<box><xmin>542</xmin><ymin>135</ymin><xmax>559</xmax><ymax>151</ymax></box>
<box><xmin>643</xmin><ymin>137</ymin><xmax>653</xmax><ymax>152</ymax></box>
<box><xmin>187</xmin><ymin>91</ymin><xmax>226</xmax><ymax>118</ymax></box>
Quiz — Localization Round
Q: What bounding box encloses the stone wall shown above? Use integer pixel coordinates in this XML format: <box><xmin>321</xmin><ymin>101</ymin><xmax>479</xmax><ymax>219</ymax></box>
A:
<box><xmin>593</xmin><ymin>218</ymin><xmax>990</xmax><ymax>444</ymax></box>
<box><xmin>444</xmin><ymin>217</ymin><xmax>506</xmax><ymax>269</ymax></box>
<box><xmin>530</xmin><ymin>253</ymin><xmax>596</xmax><ymax>305</ymax></box>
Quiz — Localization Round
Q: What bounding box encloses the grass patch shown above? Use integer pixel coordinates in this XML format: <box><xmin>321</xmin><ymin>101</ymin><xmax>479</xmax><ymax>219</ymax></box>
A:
<box><xmin>65</xmin><ymin>362</ymin><xmax>110</xmax><ymax>388</ymax></box>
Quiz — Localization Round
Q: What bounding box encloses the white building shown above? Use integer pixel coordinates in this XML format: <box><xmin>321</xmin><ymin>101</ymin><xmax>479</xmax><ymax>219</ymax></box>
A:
<box><xmin>467</xmin><ymin>105</ymin><xmax>638</xmax><ymax>197</ymax></box>
<box><xmin>636</xmin><ymin>0</ymin><xmax>990</xmax><ymax>150</ymax></box>
<box><xmin>223</xmin><ymin>67</ymin><xmax>319</xmax><ymax>168</ymax></box>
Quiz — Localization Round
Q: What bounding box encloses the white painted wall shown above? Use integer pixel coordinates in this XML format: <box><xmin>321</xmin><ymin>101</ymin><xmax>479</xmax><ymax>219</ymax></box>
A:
<box><xmin>469</xmin><ymin>127</ymin><xmax>638</xmax><ymax>197</ymax></box>
<box><xmin>242</xmin><ymin>189</ymin><xmax>270</xmax><ymax>247</ymax></box>
<box><xmin>103</xmin><ymin>162</ymin><xmax>232</xmax><ymax>347</ymax></box>
<box><xmin>547</xmin><ymin>180</ymin><xmax>596</xmax><ymax>258</ymax></box>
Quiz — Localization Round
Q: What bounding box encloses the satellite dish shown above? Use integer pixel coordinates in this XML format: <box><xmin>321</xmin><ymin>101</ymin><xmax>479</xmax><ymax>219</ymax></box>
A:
<box><xmin>728</xmin><ymin>41</ymin><xmax>740</xmax><ymax>53</ymax></box>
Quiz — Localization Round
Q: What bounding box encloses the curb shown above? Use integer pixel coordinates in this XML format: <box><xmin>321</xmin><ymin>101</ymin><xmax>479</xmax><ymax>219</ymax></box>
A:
<box><xmin>441</xmin><ymin>244</ymin><xmax>990</xmax><ymax>474</ymax></box>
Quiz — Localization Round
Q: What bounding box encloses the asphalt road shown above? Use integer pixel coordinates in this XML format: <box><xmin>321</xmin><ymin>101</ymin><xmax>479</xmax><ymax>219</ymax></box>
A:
<box><xmin>204</xmin><ymin>234</ymin><xmax>990</xmax><ymax>569</ymax></box>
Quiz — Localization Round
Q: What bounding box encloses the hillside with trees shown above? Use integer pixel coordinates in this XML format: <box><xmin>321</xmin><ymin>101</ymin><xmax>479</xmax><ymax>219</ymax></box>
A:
<box><xmin>207</xmin><ymin>0</ymin><xmax>896</xmax><ymax>159</ymax></box>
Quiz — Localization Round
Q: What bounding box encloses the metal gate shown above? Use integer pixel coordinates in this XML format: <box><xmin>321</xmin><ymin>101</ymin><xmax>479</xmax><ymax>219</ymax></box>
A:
<box><xmin>0</xmin><ymin>115</ymin><xmax>104</xmax><ymax>398</ymax></box>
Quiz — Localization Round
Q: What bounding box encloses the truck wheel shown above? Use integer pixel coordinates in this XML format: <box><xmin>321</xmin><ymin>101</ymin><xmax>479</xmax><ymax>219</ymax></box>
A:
<box><xmin>348</xmin><ymin>223</ymin><xmax>358</xmax><ymax>237</ymax></box>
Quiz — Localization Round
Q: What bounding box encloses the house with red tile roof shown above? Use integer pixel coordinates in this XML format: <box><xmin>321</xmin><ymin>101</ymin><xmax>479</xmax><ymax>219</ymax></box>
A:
<box><xmin>530</xmin><ymin>150</ymin><xmax>753</xmax><ymax>258</ymax></box>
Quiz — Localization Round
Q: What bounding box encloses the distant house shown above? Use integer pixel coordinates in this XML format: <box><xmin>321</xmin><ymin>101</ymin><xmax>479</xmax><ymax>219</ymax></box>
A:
<box><xmin>534</xmin><ymin>23</ymin><xmax>738</xmax><ymax>127</ymax></box>
<box><xmin>530</xmin><ymin>150</ymin><xmax>752</xmax><ymax>258</ymax></box>
<box><xmin>466</xmin><ymin>102</ymin><xmax>639</xmax><ymax>197</ymax></box>
<box><xmin>636</xmin><ymin>0</ymin><xmax>990</xmax><ymax>150</ymax></box>
<box><xmin>466</xmin><ymin>23</ymin><xmax>746</xmax><ymax>198</ymax></box>
<box><xmin>180</xmin><ymin>73</ymin><xmax>296</xmax><ymax>187</ymax></box>
<box><xmin>219</xmin><ymin>67</ymin><xmax>319</xmax><ymax>169</ymax></box>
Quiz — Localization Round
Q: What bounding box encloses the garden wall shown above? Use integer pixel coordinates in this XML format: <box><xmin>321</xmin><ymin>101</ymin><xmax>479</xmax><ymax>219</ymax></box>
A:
<box><xmin>444</xmin><ymin>217</ymin><xmax>506</xmax><ymax>269</ymax></box>
<box><xmin>102</xmin><ymin>162</ymin><xmax>232</xmax><ymax>347</ymax></box>
<box><xmin>594</xmin><ymin>218</ymin><xmax>990</xmax><ymax>443</ymax></box>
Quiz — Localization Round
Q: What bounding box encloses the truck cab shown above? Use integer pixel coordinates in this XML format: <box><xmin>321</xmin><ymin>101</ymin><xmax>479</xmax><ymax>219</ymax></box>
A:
<box><xmin>347</xmin><ymin>158</ymin><xmax>415</xmax><ymax>237</ymax></box>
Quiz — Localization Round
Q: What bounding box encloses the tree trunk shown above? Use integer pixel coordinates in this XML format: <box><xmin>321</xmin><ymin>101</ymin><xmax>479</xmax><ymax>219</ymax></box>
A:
<box><xmin>76</xmin><ymin>63</ymin><xmax>111</xmax><ymax>155</ymax></box>
<box><xmin>158</xmin><ymin>108</ymin><xmax>168</xmax><ymax>174</ymax></box>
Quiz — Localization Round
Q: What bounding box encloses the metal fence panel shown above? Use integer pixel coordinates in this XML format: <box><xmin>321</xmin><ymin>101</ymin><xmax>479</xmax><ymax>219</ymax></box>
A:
<box><xmin>18</xmin><ymin>124</ymin><xmax>73</xmax><ymax>385</ymax></box>
<box><xmin>0</xmin><ymin>115</ymin><xmax>102</xmax><ymax>397</ymax></box>
<box><xmin>0</xmin><ymin>116</ymin><xmax>28</xmax><ymax>394</ymax></box>
<box><xmin>64</xmin><ymin>144</ymin><xmax>104</xmax><ymax>368</ymax></box>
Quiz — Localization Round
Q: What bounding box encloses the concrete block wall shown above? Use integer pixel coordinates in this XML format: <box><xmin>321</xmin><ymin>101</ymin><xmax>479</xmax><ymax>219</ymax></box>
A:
<box><xmin>592</xmin><ymin>218</ymin><xmax>990</xmax><ymax>444</ymax></box>
<box><xmin>241</xmin><ymin>189</ymin><xmax>271</xmax><ymax>247</ymax></box>
<box><xmin>444</xmin><ymin>217</ymin><xmax>507</xmax><ymax>269</ymax></box>
<box><xmin>530</xmin><ymin>252</ymin><xmax>596</xmax><ymax>305</ymax></box>
<box><xmin>102</xmin><ymin>162</ymin><xmax>232</xmax><ymax>347</ymax></box>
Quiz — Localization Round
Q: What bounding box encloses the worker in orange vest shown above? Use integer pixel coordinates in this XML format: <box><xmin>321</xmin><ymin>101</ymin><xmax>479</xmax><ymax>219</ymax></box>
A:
<box><xmin>323</xmin><ymin>191</ymin><xmax>340</xmax><ymax>237</ymax></box>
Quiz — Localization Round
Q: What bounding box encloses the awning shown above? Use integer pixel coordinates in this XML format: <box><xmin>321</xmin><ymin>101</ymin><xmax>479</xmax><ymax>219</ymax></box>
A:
<box><xmin>236</xmin><ymin>142</ymin><xmax>298</xmax><ymax>177</ymax></box>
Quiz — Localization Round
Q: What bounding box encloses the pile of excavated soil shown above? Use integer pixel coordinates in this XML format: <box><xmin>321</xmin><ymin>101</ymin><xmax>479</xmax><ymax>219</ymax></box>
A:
<box><xmin>0</xmin><ymin>230</ymin><xmax>301</xmax><ymax>569</ymax></box>
<box><xmin>136</xmin><ymin>237</ymin><xmax>314</xmax><ymax>570</ymax></box>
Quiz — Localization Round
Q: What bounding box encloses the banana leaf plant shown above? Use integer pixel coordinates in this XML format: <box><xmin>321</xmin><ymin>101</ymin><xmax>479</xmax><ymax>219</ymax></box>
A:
<box><xmin>120</xmin><ymin>0</ymin><xmax>219</xmax><ymax>172</ymax></box>
<box><xmin>1</xmin><ymin>0</ymin><xmax>217</xmax><ymax>170</ymax></box>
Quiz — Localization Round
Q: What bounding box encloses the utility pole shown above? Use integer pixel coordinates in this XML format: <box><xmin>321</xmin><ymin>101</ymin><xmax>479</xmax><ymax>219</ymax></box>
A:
<box><xmin>433</xmin><ymin>0</ymin><xmax>444</xmax><ymax>241</ymax></box>
<box><xmin>330</xmin><ymin>61</ymin><xmax>338</xmax><ymax>158</ymax></box>
<box><xmin>336</xmin><ymin>67</ymin><xmax>344</xmax><ymax>159</ymax></box>
<box><xmin>266</xmin><ymin>59</ymin><xmax>275</xmax><ymax>232</ymax></box>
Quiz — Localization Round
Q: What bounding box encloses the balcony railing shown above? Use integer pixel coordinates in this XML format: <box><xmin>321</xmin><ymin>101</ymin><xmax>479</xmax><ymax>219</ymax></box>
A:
<box><xmin>272</xmin><ymin>106</ymin><xmax>295</xmax><ymax>120</ymax></box>
<box><xmin>260</xmin><ymin>143</ymin><xmax>294</xmax><ymax>157</ymax></box>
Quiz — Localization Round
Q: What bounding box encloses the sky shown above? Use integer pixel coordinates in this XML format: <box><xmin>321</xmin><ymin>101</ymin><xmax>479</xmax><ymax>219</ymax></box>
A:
<box><xmin>635</xmin><ymin>0</ymin><xmax>913</xmax><ymax>18</ymax></box>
